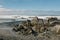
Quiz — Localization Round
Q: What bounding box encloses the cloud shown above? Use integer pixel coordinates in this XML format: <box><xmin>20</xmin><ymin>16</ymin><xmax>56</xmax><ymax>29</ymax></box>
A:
<box><xmin>0</xmin><ymin>5</ymin><xmax>60</xmax><ymax>16</ymax></box>
<box><xmin>0</xmin><ymin>5</ymin><xmax>12</xmax><ymax>11</ymax></box>
<box><xmin>0</xmin><ymin>8</ymin><xmax>13</xmax><ymax>11</ymax></box>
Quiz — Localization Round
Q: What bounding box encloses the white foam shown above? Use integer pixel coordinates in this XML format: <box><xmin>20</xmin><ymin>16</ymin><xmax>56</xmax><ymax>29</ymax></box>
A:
<box><xmin>0</xmin><ymin>15</ymin><xmax>60</xmax><ymax>19</ymax></box>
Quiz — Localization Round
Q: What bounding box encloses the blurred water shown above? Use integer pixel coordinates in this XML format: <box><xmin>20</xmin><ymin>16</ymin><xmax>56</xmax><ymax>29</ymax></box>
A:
<box><xmin>0</xmin><ymin>21</ymin><xmax>21</xmax><ymax>28</ymax></box>
<box><xmin>0</xmin><ymin>23</ymin><xmax>12</xmax><ymax>28</ymax></box>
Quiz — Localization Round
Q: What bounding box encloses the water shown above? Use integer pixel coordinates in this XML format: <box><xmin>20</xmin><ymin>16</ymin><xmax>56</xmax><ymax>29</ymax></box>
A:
<box><xmin>0</xmin><ymin>21</ymin><xmax>21</xmax><ymax>27</ymax></box>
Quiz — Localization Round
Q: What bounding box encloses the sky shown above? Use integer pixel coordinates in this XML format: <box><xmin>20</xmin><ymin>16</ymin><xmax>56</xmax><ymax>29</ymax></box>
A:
<box><xmin>0</xmin><ymin>0</ymin><xmax>60</xmax><ymax>15</ymax></box>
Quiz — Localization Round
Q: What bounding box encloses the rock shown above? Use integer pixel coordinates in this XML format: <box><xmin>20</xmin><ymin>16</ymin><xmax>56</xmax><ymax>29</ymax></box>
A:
<box><xmin>23</xmin><ymin>28</ymin><xmax>32</xmax><ymax>35</ymax></box>
<box><xmin>51</xmin><ymin>25</ymin><xmax>60</xmax><ymax>34</ymax></box>
<box><xmin>12</xmin><ymin>17</ymin><xmax>59</xmax><ymax>36</ymax></box>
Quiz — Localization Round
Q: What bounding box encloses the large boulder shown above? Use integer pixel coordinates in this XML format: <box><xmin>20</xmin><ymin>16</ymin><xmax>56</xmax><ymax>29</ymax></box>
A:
<box><xmin>31</xmin><ymin>17</ymin><xmax>39</xmax><ymax>26</ymax></box>
<box><xmin>47</xmin><ymin>17</ymin><xmax>58</xmax><ymax>22</ymax></box>
<box><xmin>51</xmin><ymin>25</ymin><xmax>60</xmax><ymax>34</ymax></box>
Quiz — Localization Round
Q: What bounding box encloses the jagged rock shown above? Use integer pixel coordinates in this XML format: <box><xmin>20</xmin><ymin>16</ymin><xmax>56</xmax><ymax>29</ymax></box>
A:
<box><xmin>47</xmin><ymin>17</ymin><xmax>58</xmax><ymax>22</ymax></box>
<box><xmin>31</xmin><ymin>17</ymin><xmax>39</xmax><ymax>26</ymax></box>
<box><xmin>51</xmin><ymin>25</ymin><xmax>60</xmax><ymax>34</ymax></box>
<box><xmin>23</xmin><ymin>28</ymin><xmax>32</xmax><ymax>35</ymax></box>
<box><xmin>47</xmin><ymin>17</ymin><xmax>58</xmax><ymax>27</ymax></box>
<box><xmin>12</xmin><ymin>17</ymin><xmax>60</xmax><ymax>36</ymax></box>
<box><xmin>31</xmin><ymin>17</ymin><xmax>45</xmax><ymax>33</ymax></box>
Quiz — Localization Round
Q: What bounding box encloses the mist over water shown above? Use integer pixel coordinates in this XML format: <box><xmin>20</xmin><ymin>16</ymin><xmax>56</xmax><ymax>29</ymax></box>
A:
<box><xmin>0</xmin><ymin>10</ymin><xmax>58</xmax><ymax>16</ymax></box>
<box><xmin>1</xmin><ymin>10</ymin><xmax>60</xmax><ymax>16</ymax></box>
